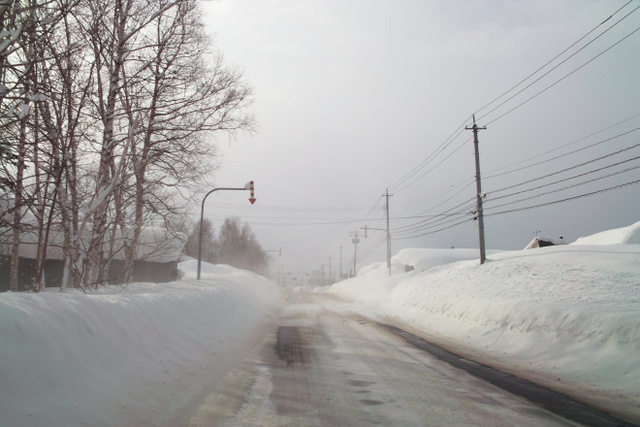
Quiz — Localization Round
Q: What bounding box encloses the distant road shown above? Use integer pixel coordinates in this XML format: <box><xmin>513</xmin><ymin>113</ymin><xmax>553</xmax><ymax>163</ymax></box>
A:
<box><xmin>169</xmin><ymin>291</ymin><xmax>595</xmax><ymax>426</ymax></box>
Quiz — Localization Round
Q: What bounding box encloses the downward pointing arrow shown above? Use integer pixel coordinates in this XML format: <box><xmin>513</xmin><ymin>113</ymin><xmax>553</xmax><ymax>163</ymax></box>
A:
<box><xmin>248</xmin><ymin>181</ymin><xmax>256</xmax><ymax>205</ymax></box>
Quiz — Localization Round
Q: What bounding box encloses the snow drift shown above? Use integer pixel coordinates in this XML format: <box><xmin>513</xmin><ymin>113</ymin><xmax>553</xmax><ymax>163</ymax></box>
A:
<box><xmin>572</xmin><ymin>219</ymin><xmax>640</xmax><ymax>245</ymax></box>
<box><xmin>0</xmin><ymin>261</ymin><xmax>284</xmax><ymax>427</ymax></box>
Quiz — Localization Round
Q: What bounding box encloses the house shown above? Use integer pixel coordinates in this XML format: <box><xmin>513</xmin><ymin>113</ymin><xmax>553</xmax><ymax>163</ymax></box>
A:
<box><xmin>524</xmin><ymin>235</ymin><xmax>567</xmax><ymax>250</ymax></box>
<box><xmin>0</xmin><ymin>226</ymin><xmax>184</xmax><ymax>291</ymax></box>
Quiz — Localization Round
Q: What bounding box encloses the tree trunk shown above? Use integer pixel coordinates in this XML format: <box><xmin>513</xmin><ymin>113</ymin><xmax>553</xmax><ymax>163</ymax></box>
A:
<box><xmin>10</xmin><ymin>116</ymin><xmax>28</xmax><ymax>292</ymax></box>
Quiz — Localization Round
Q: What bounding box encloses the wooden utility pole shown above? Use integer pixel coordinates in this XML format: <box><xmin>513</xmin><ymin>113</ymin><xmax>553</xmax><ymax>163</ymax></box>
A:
<box><xmin>466</xmin><ymin>115</ymin><xmax>487</xmax><ymax>264</ymax></box>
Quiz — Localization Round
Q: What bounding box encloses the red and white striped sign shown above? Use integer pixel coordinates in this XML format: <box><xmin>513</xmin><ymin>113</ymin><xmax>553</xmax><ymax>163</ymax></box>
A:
<box><xmin>249</xmin><ymin>181</ymin><xmax>256</xmax><ymax>205</ymax></box>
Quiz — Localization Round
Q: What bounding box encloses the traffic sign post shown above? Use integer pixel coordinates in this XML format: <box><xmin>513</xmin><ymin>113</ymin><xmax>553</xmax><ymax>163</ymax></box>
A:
<box><xmin>197</xmin><ymin>182</ymin><xmax>256</xmax><ymax>280</ymax></box>
<box><xmin>247</xmin><ymin>181</ymin><xmax>256</xmax><ymax>205</ymax></box>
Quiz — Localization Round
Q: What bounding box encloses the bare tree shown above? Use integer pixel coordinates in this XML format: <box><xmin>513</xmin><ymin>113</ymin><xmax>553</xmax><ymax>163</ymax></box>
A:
<box><xmin>182</xmin><ymin>218</ymin><xmax>216</xmax><ymax>263</ymax></box>
<box><xmin>1</xmin><ymin>0</ymin><xmax>255</xmax><ymax>291</ymax></box>
<box><xmin>116</xmin><ymin>0</ymin><xmax>253</xmax><ymax>282</ymax></box>
<box><xmin>216</xmin><ymin>217</ymin><xmax>269</xmax><ymax>276</ymax></box>
<box><xmin>43</xmin><ymin>0</ymin><xmax>96</xmax><ymax>290</ymax></box>
<box><xmin>0</xmin><ymin>0</ymin><xmax>67</xmax><ymax>291</ymax></box>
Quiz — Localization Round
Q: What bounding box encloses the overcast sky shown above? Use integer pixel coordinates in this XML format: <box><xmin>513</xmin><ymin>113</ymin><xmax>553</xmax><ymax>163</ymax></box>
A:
<box><xmin>198</xmin><ymin>0</ymin><xmax>640</xmax><ymax>277</ymax></box>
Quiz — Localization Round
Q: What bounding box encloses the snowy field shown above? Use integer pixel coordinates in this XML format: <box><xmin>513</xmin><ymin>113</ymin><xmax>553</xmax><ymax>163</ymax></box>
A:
<box><xmin>1</xmin><ymin>221</ymin><xmax>639</xmax><ymax>425</ymax></box>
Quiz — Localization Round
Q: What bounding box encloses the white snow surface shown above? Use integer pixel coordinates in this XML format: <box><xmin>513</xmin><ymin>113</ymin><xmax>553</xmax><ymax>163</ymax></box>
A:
<box><xmin>572</xmin><ymin>219</ymin><xmax>640</xmax><ymax>245</ymax></box>
<box><xmin>329</xmin><ymin>221</ymin><xmax>640</xmax><ymax>421</ymax></box>
<box><xmin>0</xmin><ymin>261</ymin><xmax>284</xmax><ymax>427</ymax></box>
<box><xmin>1</xmin><ymin>222</ymin><xmax>640</xmax><ymax>425</ymax></box>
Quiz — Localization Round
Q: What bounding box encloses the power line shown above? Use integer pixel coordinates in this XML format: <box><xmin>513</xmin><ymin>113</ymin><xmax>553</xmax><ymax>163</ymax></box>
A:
<box><xmin>485</xmin><ymin>178</ymin><xmax>640</xmax><ymax>217</ymax></box>
<box><xmin>392</xmin><ymin>135</ymin><xmax>471</xmax><ymax>194</ymax></box>
<box><xmin>206</xmin><ymin>202</ymin><xmax>381</xmax><ymax>214</ymax></box>
<box><xmin>484</xmin><ymin>19</ymin><xmax>640</xmax><ymax>126</ymax></box>
<box><xmin>490</xmin><ymin>141</ymin><xmax>640</xmax><ymax>195</ymax></box>
<box><xmin>474</xmin><ymin>1</ymin><xmax>635</xmax><ymax>118</ymax></box>
<box><xmin>392</xmin><ymin>198</ymin><xmax>475</xmax><ymax>233</ymax></box>
<box><xmin>385</xmin><ymin>3</ymin><xmax>638</xmax><ymax>207</ymax></box>
<box><xmin>357</xmin><ymin>234</ymin><xmax>386</xmax><ymax>263</ymax></box>
<box><xmin>393</xmin><ymin>211</ymin><xmax>475</xmax><ymax>240</ymax></box>
<box><xmin>485</xmin><ymin>163</ymin><xmax>640</xmax><ymax>211</ymax></box>
<box><xmin>393</xmin><ymin>217</ymin><xmax>474</xmax><ymax>241</ymax></box>
<box><xmin>388</xmin><ymin>116</ymin><xmax>472</xmax><ymax>194</ymax></box>
<box><xmin>484</xmin><ymin>116</ymin><xmax>640</xmax><ymax>180</ymax></box>
<box><xmin>392</xmin><ymin>176</ymin><xmax>475</xmax><ymax>210</ymax></box>
<box><xmin>487</xmin><ymin>154</ymin><xmax>640</xmax><ymax>204</ymax></box>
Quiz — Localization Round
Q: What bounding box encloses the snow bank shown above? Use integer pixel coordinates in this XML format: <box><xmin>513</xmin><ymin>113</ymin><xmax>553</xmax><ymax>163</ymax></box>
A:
<box><xmin>394</xmin><ymin>247</ymin><xmax>498</xmax><ymax>270</ymax></box>
<box><xmin>572</xmin><ymin>219</ymin><xmax>640</xmax><ymax>245</ymax></box>
<box><xmin>328</xmin><ymin>223</ymin><xmax>640</xmax><ymax>421</ymax></box>
<box><xmin>0</xmin><ymin>261</ymin><xmax>284</xmax><ymax>427</ymax></box>
<box><xmin>356</xmin><ymin>247</ymin><xmax>501</xmax><ymax>277</ymax></box>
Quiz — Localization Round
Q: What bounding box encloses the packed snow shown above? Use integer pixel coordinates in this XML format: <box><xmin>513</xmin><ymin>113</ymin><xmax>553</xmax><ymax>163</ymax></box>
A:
<box><xmin>1</xmin><ymin>221</ymin><xmax>639</xmax><ymax>425</ymax></box>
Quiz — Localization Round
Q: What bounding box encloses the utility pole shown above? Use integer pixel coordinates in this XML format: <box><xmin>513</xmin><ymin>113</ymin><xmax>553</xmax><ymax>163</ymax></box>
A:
<box><xmin>351</xmin><ymin>231</ymin><xmax>360</xmax><ymax>276</ymax></box>
<box><xmin>339</xmin><ymin>245</ymin><xmax>343</xmax><ymax>280</ymax></box>
<box><xmin>362</xmin><ymin>194</ymin><xmax>392</xmax><ymax>276</ymax></box>
<box><xmin>384</xmin><ymin>188</ymin><xmax>393</xmax><ymax>276</ymax></box>
<box><xmin>466</xmin><ymin>115</ymin><xmax>487</xmax><ymax>265</ymax></box>
<box><xmin>328</xmin><ymin>257</ymin><xmax>332</xmax><ymax>284</ymax></box>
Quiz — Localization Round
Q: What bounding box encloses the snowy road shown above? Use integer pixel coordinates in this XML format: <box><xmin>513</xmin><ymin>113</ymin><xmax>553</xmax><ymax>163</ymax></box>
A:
<box><xmin>178</xmin><ymin>292</ymin><xmax>582</xmax><ymax>426</ymax></box>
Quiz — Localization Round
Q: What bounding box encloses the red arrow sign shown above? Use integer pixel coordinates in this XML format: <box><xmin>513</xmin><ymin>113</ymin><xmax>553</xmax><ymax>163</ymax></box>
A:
<box><xmin>249</xmin><ymin>181</ymin><xmax>256</xmax><ymax>205</ymax></box>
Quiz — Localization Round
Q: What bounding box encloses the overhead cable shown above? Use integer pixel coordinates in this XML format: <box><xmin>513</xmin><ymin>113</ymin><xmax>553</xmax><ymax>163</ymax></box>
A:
<box><xmin>474</xmin><ymin>0</ymin><xmax>634</xmax><ymax>119</ymax></box>
<box><xmin>484</xmin><ymin>19</ymin><xmax>640</xmax><ymax>126</ymax></box>
<box><xmin>485</xmin><ymin>178</ymin><xmax>640</xmax><ymax>217</ymax></box>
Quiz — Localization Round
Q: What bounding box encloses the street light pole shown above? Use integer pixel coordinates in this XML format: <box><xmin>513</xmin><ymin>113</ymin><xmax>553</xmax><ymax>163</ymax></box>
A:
<box><xmin>197</xmin><ymin>182</ymin><xmax>255</xmax><ymax>280</ymax></box>
<box><xmin>362</xmin><ymin>224</ymin><xmax>392</xmax><ymax>276</ymax></box>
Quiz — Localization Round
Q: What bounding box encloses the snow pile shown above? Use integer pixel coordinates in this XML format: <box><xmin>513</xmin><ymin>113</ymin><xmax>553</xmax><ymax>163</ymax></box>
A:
<box><xmin>356</xmin><ymin>247</ymin><xmax>501</xmax><ymax>277</ymax></box>
<box><xmin>328</xmin><ymin>221</ymin><xmax>640</xmax><ymax>420</ymax></box>
<box><xmin>572</xmin><ymin>219</ymin><xmax>640</xmax><ymax>245</ymax></box>
<box><xmin>393</xmin><ymin>247</ymin><xmax>500</xmax><ymax>270</ymax></box>
<box><xmin>0</xmin><ymin>261</ymin><xmax>283</xmax><ymax>427</ymax></box>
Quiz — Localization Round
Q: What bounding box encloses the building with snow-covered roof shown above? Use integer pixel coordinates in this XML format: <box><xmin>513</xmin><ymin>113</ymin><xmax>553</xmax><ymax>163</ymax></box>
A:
<box><xmin>524</xmin><ymin>236</ymin><xmax>567</xmax><ymax>250</ymax></box>
<box><xmin>0</xmin><ymin>225</ymin><xmax>185</xmax><ymax>291</ymax></box>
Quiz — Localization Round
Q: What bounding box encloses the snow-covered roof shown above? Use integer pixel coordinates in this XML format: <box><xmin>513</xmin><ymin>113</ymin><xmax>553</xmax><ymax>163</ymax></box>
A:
<box><xmin>523</xmin><ymin>235</ymin><xmax>567</xmax><ymax>250</ymax></box>
<box><xmin>1</xmin><ymin>226</ymin><xmax>184</xmax><ymax>263</ymax></box>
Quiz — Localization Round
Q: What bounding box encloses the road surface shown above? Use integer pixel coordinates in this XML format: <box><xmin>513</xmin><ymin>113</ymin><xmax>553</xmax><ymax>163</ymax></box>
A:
<box><xmin>169</xmin><ymin>291</ymin><xmax>587</xmax><ymax>426</ymax></box>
